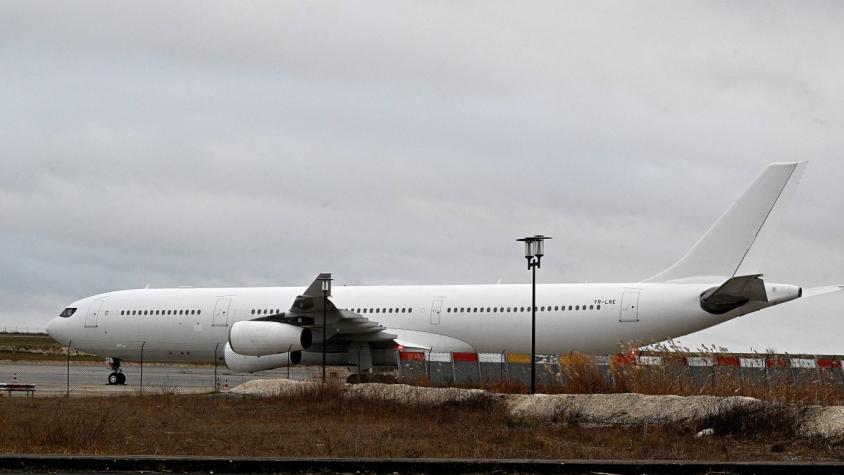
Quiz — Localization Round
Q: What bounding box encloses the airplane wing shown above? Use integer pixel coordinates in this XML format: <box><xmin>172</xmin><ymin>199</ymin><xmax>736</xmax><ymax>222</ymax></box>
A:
<box><xmin>265</xmin><ymin>273</ymin><xmax>397</xmax><ymax>351</ymax></box>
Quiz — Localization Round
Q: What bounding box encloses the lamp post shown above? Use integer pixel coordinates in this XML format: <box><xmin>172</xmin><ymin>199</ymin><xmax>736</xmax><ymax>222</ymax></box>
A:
<box><xmin>516</xmin><ymin>234</ymin><xmax>551</xmax><ymax>395</ymax></box>
<box><xmin>319</xmin><ymin>275</ymin><xmax>332</xmax><ymax>383</ymax></box>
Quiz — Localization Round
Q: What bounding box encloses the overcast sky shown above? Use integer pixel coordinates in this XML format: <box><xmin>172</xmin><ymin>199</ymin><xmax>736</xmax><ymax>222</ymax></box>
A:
<box><xmin>1</xmin><ymin>2</ymin><xmax>842</xmax><ymax>353</ymax></box>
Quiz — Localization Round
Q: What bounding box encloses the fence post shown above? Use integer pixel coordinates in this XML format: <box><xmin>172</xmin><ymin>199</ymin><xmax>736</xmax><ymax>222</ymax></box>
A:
<box><xmin>425</xmin><ymin>349</ymin><xmax>431</xmax><ymax>380</ymax></box>
<box><xmin>450</xmin><ymin>353</ymin><xmax>456</xmax><ymax>385</ymax></box>
<box><xmin>213</xmin><ymin>343</ymin><xmax>219</xmax><ymax>391</ymax></box>
<box><xmin>477</xmin><ymin>354</ymin><xmax>482</xmax><ymax>384</ymax></box>
<box><xmin>139</xmin><ymin>342</ymin><xmax>145</xmax><ymax>396</ymax></box>
<box><xmin>66</xmin><ymin>340</ymin><xmax>72</xmax><ymax>397</ymax></box>
<box><xmin>503</xmin><ymin>350</ymin><xmax>509</xmax><ymax>382</ymax></box>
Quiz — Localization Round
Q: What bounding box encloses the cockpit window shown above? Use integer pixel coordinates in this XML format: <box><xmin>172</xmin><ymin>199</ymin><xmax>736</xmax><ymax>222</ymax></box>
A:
<box><xmin>59</xmin><ymin>307</ymin><xmax>77</xmax><ymax>318</ymax></box>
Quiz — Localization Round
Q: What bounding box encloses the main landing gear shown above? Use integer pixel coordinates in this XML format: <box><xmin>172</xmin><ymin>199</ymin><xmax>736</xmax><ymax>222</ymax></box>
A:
<box><xmin>106</xmin><ymin>357</ymin><xmax>126</xmax><ymax>385</ymax></box>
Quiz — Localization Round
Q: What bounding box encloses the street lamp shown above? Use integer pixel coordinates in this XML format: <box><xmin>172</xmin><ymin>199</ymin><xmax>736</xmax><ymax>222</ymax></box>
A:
<box><xmin>319</xmin><ymin>275</ymin><xmax>333</xmax><ymax>383</ymax></box>
<box><xmin>516</xmin><ymin>234</ymin><xmax>551</xmax><ymax>395</ymax></box>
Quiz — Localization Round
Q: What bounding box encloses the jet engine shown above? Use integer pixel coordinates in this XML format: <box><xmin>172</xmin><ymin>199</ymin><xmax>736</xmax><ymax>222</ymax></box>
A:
<box><xmin>228</xmin><ymin>320</ymin><xmax>312</xmax><ymax>356</ymax></box>
<box><xmin>223</xmin><ymin>342</ymin><xmax>302</xmax><ymax>372</ymax></box>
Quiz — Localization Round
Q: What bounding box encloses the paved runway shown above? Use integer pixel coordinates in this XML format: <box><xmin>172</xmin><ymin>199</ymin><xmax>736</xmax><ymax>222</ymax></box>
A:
<box><xmin>0</xmin><ymin>361</ymin><xmax>352</xmax><ymax>396</ymax></box>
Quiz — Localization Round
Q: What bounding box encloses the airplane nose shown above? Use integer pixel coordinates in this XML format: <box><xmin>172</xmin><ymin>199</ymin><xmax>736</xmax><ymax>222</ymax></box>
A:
<box><xmin>46</xmin><ymin>318</ymin><xmax>66</xmax><ymax>344</ymax></box>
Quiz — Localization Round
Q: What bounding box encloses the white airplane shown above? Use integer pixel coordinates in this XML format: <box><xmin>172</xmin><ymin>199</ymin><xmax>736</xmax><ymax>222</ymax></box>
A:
<box><xmin>47</xmin><ymin>162</ymin><xmax>820</xmax><ymax>385</ymax></box>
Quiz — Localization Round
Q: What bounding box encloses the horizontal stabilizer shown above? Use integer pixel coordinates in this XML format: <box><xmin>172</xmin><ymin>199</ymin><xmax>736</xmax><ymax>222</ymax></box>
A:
<box><xmin>700</xmin><ymin>274</ymin><xmax>767</xmax><ymax>315</ymax></box>
<box><xmin>802</xmin><ymin>286</ymin><xmax>844</xmax><ymax>298</ymax></box>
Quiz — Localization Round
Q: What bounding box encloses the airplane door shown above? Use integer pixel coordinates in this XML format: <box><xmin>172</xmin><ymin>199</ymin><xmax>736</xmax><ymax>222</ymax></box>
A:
<box><xmin>84</xmin><ymin>300</ymin><xmax>104</xmax><ymax>328</ymax></box>
<box><xmin>619</xmin><ymin>291</ymin><xmax>640</xmax><ymax>322</ymax></box>
<box><xmin>212</xmin><ymin>297</ymin><xmax>232</xmax><ymax>327</ymax></box>
<box><xmin>430</xmin><ymin>299</ymin><xmax>443</xmax><ymax>325</ymax></box>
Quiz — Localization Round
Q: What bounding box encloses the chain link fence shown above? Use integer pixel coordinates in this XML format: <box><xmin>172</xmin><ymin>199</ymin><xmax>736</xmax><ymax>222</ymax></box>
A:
<box><xmin>2</xmin><ymin>344</ymin><xmax>843</xmax><ymax>400</ymax></box>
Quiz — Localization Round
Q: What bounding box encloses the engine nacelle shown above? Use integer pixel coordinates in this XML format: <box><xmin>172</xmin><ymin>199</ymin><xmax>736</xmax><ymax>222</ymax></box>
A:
<box><xmin>223</xmin><ymin>342</ymin><xmax>302</xmax><ymax>373</ymax></box>
<box><xmin>229</xmin><ymin>320</ymin><xmax>312</xmax><ymax>356</ymax></box>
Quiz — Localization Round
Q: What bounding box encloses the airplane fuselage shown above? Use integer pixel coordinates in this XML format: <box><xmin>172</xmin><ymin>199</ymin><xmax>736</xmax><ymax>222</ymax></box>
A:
<box><xmin>47</xmin><ymin>282</ymin><xmax>739</xmax><ymax>363</ymax></box>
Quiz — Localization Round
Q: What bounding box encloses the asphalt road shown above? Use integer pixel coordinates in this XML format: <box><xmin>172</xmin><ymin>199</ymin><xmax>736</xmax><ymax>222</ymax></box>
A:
<box><xmin>0</xmin><ymin>361</ymin><xmax>351</xmax><ymax>396</ymax></box>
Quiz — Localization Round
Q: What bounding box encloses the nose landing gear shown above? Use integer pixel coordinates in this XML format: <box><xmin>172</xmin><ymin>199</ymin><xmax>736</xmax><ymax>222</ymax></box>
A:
<box><xmin>106</xmin><ymin>357</ymin><xmax>126</xmax><ymax>385</ymax></box>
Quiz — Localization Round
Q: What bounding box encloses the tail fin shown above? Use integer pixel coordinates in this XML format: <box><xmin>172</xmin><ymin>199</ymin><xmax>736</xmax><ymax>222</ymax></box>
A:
<box><xmin>645</xmin><ymin>162</ymin><xmax>806</xmax><ymax>283</ymax></box>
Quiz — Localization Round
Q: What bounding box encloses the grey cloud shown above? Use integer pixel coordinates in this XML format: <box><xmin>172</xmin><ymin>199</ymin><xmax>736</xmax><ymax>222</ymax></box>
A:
<box><xmin>1</xmin><ymin>1</ymin><xmax>843</xmax><ymax>353</ymax></box>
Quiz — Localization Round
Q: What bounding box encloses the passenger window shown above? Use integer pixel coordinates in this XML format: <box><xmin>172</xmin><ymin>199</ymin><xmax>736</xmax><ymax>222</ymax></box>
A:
<box><xmin>120</xmin><ymin>311</ymin><xmax>125</xmax><ymax>316</ymax></box>
<box><xmin>589</xmin><ymin>305</ymin><xmax>594</xmax><ymax>310</ymax></box>
<box><xmin>575</xmin><ymin>306</ymin><xmax>579</xmax><ymax>310</ymax></box>
<box><xmin>376</xmin><ymin>308</ymin><xmax>380</xmax><ymax>313</ymax></box>
<box><xmin>568</xmin><ymin>306</ymin><xmax>573</xmax><ymax>311</ymax></box>
<box><xmin>554</xmin><ymin>306</ymin><xmax>559</xmax><ymax>311</ymax></box>
<box><xmin>198</xmin><ymin>310</ymin><xmax>201</xmax><ymax>315</ymax></box>
<box><xmin>251</xmin><ymin>309</ymin><xmax>255</xmax><ymax>315</ymax></box>
<box><xmin>597</xmin><ymin>305</ymin><xmax>601</xmax><ymax>310</ymax></box>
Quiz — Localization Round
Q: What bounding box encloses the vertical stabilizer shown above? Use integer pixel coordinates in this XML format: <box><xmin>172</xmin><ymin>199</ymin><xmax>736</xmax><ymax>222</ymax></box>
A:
<box><xmin>645</xmin><ymin>162</ymin><xmax>806</xmax><ymax>283</ymax></box>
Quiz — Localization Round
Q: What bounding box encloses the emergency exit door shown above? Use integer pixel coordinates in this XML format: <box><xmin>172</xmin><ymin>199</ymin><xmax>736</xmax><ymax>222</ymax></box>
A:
<box><xmin>85</xmin><ymin>300</ymin><xmax>104</xmax><ymax>328</ymax></box>
<box><xmin>619</xmin><ymin>291</ymin><xmax>640</xmax><ymax>322</ymax></box>
<box><xmin>212</xmin><ymin>297</ymin><xmax>232</xmax><ymax>327</ymax></box>
<box><xmin>430</xmin><ymin>299</ymin><xmax>443</xmax><ymax>325</ymax></box>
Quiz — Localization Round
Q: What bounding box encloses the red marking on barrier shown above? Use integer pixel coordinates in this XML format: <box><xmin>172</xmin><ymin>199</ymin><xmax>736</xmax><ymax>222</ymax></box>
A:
<box><xmin>767</xmin><ymin>357</ymin><xmax>790</xmax><ymax>368</ymax></box>
<box><xmin>453</xmin><ymin>352</ymin><xmax>479</xmax><ymax>362</ymax></box>
<box><xmin>817</xmin><ymin>358</ymin><xmax>841</xmax><ymax>369</ymax></box>
<box><xmin>400</xmin><ymin>351</ymin><xmax>425</xmax><ymax>362</ymax></box>
<box><xmin>715</xmin><ymin>356</ymin><xmax>740</xmax><ymax>367</ymax></box>
<box><xmin>612</xmin><ymin>354</ymin><xmax>637</xmax><ymax>365</ymax></box>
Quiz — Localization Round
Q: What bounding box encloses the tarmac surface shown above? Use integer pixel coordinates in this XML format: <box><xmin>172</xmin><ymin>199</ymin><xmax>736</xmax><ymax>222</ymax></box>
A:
<box><xmin>0</xmin><ymin>360</ymin><xmax>350</xmax><ymax>396</ymax></box>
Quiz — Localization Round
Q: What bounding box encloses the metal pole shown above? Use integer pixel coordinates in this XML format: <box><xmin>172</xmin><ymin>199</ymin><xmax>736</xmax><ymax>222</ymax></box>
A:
<box><xmin>531</xmin><ymin>261</ymin><xmax>536</xmax><ymax>395</ymax></box>
<box><xmin>322</xmin><ymin>291</ymin><xmax>327</xmax><ymax>383</ymax></box>
<box><xmin>139</xmin><ymin>342</ymin><xmax>145</xmax><ymax>396</ymax></box>
<box><xmin>66</xmin><ymin>340</ymin><xmax>72</xmax><ymax>397</ymax></box>
<box><xmin>287</xmin><ymin>345</ymin><xmax>291</xmax><ymax>380</ymax></box>
<box><xmin>213</xmin><ymin>343</ymin><xmax>219</xmax><ymax>391</ymax></box>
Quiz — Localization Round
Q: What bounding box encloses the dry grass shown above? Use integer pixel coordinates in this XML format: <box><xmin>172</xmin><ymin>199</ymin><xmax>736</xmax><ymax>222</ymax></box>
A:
<box><xmin>0</xmin><ymin>389</ymin><xmax>841</xmax><ymax>461</ymax></box>
<box><xmin>0</xmin><ymin>332</ymin><xmax>101</xmax><ymax>362</ymax></box>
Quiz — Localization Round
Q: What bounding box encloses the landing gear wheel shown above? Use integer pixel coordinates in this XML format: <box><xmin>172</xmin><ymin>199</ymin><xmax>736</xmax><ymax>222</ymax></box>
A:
<box><xmin>106</xmin><ymin>357</ymin><xmax>123</xmax><ymax>385</ymax></box>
